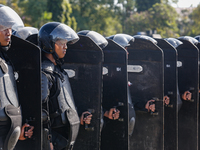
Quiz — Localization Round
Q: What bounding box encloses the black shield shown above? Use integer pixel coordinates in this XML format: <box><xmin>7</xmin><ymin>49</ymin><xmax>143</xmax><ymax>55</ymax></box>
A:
<box><xmin>176</xmin><ymin>39</ymin><xmax>199</xmax><ymax>150</ymax></box>
<box><xmin>127</xmin><ymin>38</ymin><xmax>164</xmax><ymax>150</ymax></box>
<box><xmin>156</xmin><ymin>38</ymin><xmax>178</xmax><ymax>150</ymax></box>
<box><xmin>7</xmin><ymin>35</ymin><xmax>42</xmax><ymax>150</ymax></box>
<box><xmin>62</xmin><ymin>35</ymin><xmax>103</xmax><ymax>150</ymax></box>
<box><xmin>101</xmin><ymin>39</ymin><xmax>128</xmax><ymax>150</ymax></box>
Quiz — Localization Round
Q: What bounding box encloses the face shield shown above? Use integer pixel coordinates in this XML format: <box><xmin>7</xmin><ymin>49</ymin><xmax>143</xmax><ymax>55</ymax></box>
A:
<box><xmin>13</xmin><ymin>27</ymin><xmax>38</xmax><ymax>40</ymax></box>
<box><xmin>78</xmin><ymin>30</ymin><xmax>108</xmax><ymax>49</ymax></box>
<box><xmin>0</xmin><ymin>5</ymin><xmax>24</xmax><ymax>31</ymax></box>
<box><xmin>165</xmin><ymin>38</ymin><xmax>183</xmax><ymax>48</ymax></box>
<box><xmin>107</xmin><ymin>34</ymin><xmax>134</xmax><ymax>48</ymax></box>
<box><xmin>133</xmin><ymin>35</ymin><xmax>157</xmax><ymax>45</ymax></box>
<box><xmin>50</xmin><ymin>23</ymin><xmax>79</xmax><ymax>44</ymax></box>
<box><xmin>178</xmin><ymin>36</ymin><xmax>199</xmax><ymax>45</ymax></box>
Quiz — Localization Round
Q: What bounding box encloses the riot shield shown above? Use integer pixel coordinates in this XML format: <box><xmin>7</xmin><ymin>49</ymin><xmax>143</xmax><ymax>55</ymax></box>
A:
<box><xmin>100</xmin><ymin>39</ymin><xmax>129</xmax><ymax>150</ymax></box>
<box><xmin>62</xmin><ymin>35</ymin><xmax>103</xmax><ymax>150</ymax></box>
<box><xmin>7</xmin><ymin>35</ymin><xmax>42</xmax><ymax>150</ymax></box>
<box><xmin>176</xmin><ymin>39</ymin><xmax>199</xmax><ymax>150</ymax></box>
<box><xmin>156</xmin><ymin>38</ymin><xmax>178</xmax><ymax>150</ymax></box>
<box><xmin>128</xmin><ymin>38</ymin><xmax>164</xmax><ymax>150</ymax></box>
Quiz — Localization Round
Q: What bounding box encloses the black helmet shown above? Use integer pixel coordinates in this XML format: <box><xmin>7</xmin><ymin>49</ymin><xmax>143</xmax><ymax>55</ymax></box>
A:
<box><xmin>178</xmin><ymin>36</ymin><xmax>198</xmax><ymax>45</ymax></box>
<box><xmin>38</xmin><ymin>22</ymin><xmax>79</xmax><ymax>54</ymax></box>
<box><xmin>165</xmin><ymin>38</ymin><xmax>183</xmax><ymax>48</ymax></box>
<box><xmin>194</xmin><ymin>35</ymin><xmax>200</xmax><ymax>42</ymax></box>
<box><xmin>133</xmin><ymin>35</ymin><xmax>157</xmax><ymax>45</ymax></box>
<box><xmin>107</xmin><ymin>34</ymin><xmax>134</xmax><ymax>48</ymax></box>
<box><xmin>13</xmin><ymin>27</ymin><xmax>38</xmax><ymax>45</ymax></box>
<box><xmin>77</xmin><ymin>30</ymin><xmax>108</xmax><ymax>49</ymax></box>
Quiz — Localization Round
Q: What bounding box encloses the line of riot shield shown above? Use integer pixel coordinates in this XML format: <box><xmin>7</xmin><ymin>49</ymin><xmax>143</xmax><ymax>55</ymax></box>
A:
<box><xmin>127</xmin><ymin>37</ymin><xmax>164</xmax><ymax>150</ymax></box>
<box><xmin>156</xmin><ymin>38</ymin><xmax>178</xmax><ymax>150</ymax></box>
<box><xmin>100</xmin><ymin>39</ymin><xmax>129</xmax><ymax>150</ymax></box>
<box><xmin>176</xmin><ymin>38</ymin><xmax>199</xmax><ymax>150</ymax></box>
<box><xmin>62</xmin><ymin>35</ymin><xmax>103</xmax><ymax>150</ymax></box>
<box><xmin>7</xmin><ymin>35</ymin><xmax>42</xmax><ymax>150</ymax></box>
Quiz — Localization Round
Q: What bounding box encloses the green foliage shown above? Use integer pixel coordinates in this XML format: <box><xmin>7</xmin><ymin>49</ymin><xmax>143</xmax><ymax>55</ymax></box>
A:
<box><xmin>182</xmin><ymin>5</ymin><xmax>200</xmax><ymax>36</ymax></box>
<box><xmin>125</xmin><ymin>3</ymin><xmax>179</xmax><ymax>38</ymax></box>
<box><xmin>18</xmin><ymin>0</ymin><xmax>48</xmax><ymax>28</ymax></box>
<box><xmin>136</xmin><ymin>0</ymin><xmax>161</xmax><ymax>12</ymax></box>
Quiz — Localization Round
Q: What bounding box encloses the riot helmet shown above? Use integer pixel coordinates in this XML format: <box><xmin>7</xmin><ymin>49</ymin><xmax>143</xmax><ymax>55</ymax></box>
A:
<box><xmin>13</xmin><ymin>27</ymin><xmax>38</xmax><ymax>40</ymax></box>
<box><xmin>0</xmin><ymin>4</ymin><xmax>24</xmax><ymax>31</ymax></box>
<box><xmin>133</xmin><ymin>35</ymin><xmax>157</xmax><ymax>45</ymax></box>
<box><xmin>38</xmin><ymin>22</ymin><xmax>79</xmax><ymax>65</ymax></box>
<box><xmin>13</xmin><ymin>27</ymin><xmax>39</xmax><ymax>45</ymax></box>
<box><xmin>107</xmin><ymin>34</ymin><xmax>134</xmax><ymax>48</ymax></box>
<box><xmin>165</xmin><ymin>38</ymin><xmax>183</xmax><ymax>48</ymax></box>
<box><xmin>77</xmin><ymin>30</ymin><xmax>108</xmax><ymax>49</ymax></box>
<box><xmin>194</xmin><ymin>35</ymin><xmax>200</xmax><ymax>42</ymax></box>
<box><xmin>178</xmin><ymin>36</ymin><xmax>198</xmax><ymax>45</ymax></box>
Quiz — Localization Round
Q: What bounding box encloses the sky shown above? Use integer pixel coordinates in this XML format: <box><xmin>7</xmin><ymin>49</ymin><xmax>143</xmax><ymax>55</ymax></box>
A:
<box><xmin>172</xmin><ymin>0</ymin><xmax>200</xmax><ymax>8</ymax></box>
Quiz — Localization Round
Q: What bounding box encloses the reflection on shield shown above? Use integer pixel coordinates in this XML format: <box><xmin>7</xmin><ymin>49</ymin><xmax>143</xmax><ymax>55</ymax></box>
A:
<box><xmin>101</xmin><ymin>39</ymin><xmax>129</xmax><ymax>150</ymax></box>
<box><xmin>62</xmin><ymin>35</ymin><xmax>103</xmax><ymax>150</ymax></box>
<box><xmin>7</xmin><ymin>35</ymin><xmax>42</xmax><ymax>150</ymax></box>
<box><xmin>128</xmin><ymin>38</ymin><xmax>164</xmax><ymax>150</ymax></box>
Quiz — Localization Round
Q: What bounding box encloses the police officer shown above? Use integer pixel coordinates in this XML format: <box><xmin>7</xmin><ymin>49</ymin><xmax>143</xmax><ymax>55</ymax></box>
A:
<box><xmin>38</xmin><ymin>22</ymin><xmax>92</xmax><ymax>150</ymax></box>
<box><xmin>0</xmin><ymin>4</ymin><xmax>34</xmax><ymax>150</ymax></box>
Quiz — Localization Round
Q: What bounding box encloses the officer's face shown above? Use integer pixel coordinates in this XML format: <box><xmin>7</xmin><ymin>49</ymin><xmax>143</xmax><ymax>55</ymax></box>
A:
<box><xmin>55</xmin><ymin>39</ymin><xmax>68</xmax><ymax>59</ymax></box>
<box><xmin>0</xmin><ymin>28</ymin><xmax>12</xmax><ymax>46</ymax></box>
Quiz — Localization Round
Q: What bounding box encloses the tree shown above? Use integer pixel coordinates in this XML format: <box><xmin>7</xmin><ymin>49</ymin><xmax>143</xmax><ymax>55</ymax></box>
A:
<box><xmin>125</xmin><ymin>3</ymin><xmax>179</xmax><ymax>38</ymax></box>
<box><xmin>135</xmin><ymin>0</ymin><xmax>161</xmax><ymax>12</ymax></box>
<box><xmin>183</xmin><ymin>5</ymin><xmax>200</xmax><ymax>36</ymax></box>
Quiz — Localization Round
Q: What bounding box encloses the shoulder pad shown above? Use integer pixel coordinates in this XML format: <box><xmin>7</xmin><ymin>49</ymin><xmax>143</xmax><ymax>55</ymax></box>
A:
<box><xmin>42</xmin><ymin>60</ymin><xmax>55</xmax><ymax>72</ymax></box>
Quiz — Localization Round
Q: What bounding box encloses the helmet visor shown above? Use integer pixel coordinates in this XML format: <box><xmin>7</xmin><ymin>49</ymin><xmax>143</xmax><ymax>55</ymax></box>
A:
<box><xmin>165</xmin><ymin>38</ymin><xmax>183</xmax><ymax>48</ymax></box>
<box><xmin>50</xmin><ymin>23</ymin><xmax>79</xmax><ymax>44</ymax></box>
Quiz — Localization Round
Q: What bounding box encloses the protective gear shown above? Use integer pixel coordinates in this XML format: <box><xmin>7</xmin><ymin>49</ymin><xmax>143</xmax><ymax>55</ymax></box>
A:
<box><xmin>0</xmin><ymin>4</ymin><xmax>24</xmax><ymax>31</ymax></box>
<box><xmin>165</xmin><ymin>38</ymin><xmax>183</xmax><ymax>48</ymax></box>
<box><xmin>77</xmin><ymin>30</ymin><xmax>108</xmax><ymax>49</ymax></box>
<box><xmin>42</xmin><ymin>58</ymin><xmax>80</xmax><ymax>150</ymax></box>
<box><xmin>107</xmin><ymin>34</ymin><xmax>134</xmax><ymax>47</ymax></box>
<box><xmin>39</xmin><ymin>22</ymin><xmax>79</xmax><ymax>54</ymax></box>
<box><xmin>39</xmin><ymin>22</ymin><xmax>79</xmax><ymax>66</ymax></box>
<box><xmin>128</xmin><ymin>87</ymin><xmax>135</xmax><ymax>136</ymax></box>
<box><xmin>13</xmin><ymin>27</ymin><xmax>38</xmax><ymax>45</ymax></box>
<box><xmin>133</xmin><ymin>35</ymin><xmax>157</xmax><ymax>44</ymax></box>
<box><xmin>4</xmin><ymin>105</ymin><xmax>21</xmax><ymax>150</ymax></box>
<box><xmin>178</xmin><ymin>36</ymin><xmax>199</xmax><ymax>45</ymax></box>
<box><xmin>0</xmin><ymin>48</ymin><xmax>21</xmax><ymax>149</ymax></box>
<box><xmin>194</xmin><ymin>35</ymin><xmax>200</xmax><ymax>42</ymax></box>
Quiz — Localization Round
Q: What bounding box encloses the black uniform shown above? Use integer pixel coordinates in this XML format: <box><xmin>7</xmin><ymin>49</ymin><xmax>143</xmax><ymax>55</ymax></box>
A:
<box><xmin>42</xmin><ymin>56</ymin><xmax>80</xmax><ymax>150</ymax></box>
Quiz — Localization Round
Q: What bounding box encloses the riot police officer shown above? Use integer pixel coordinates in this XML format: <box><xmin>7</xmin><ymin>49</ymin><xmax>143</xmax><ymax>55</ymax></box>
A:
<box><xmin>0</xmin><ymin>4</ymin><xmax>34</xmax><ymax>150</ymax></box>
<box><xmin>38</xmin><ymin>22</ymin><xmax>92</xmax><ymax>150</ymax></box>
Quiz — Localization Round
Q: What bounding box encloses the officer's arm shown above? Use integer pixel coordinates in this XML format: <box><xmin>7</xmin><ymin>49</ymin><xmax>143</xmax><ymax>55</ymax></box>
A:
<box><xmin>41</xmin><ymin>72</ymin><xmax>51</xmax><ymax>103</ymax></box>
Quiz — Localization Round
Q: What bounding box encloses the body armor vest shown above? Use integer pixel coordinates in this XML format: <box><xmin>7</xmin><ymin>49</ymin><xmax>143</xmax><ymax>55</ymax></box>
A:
<box><xmin>42</xmin><ymin>59</ymin><xmax>80</xmax><ymax>150</ymax></box>
<box><xmin>0</xmin><ymin>52</ymin><xmax>21</xmax><ymax>150</ymax></box>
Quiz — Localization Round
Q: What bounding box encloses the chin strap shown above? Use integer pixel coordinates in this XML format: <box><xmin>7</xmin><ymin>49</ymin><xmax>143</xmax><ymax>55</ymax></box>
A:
<box><xmin>52</xmin><ymin>52</ymin><xmax>64</xmax><ymax>67</ymax></box>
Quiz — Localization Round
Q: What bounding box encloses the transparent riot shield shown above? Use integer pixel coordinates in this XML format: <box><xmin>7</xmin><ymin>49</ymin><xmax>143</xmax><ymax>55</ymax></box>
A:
<box><xmin>128</xmin><ymin>38</ymin><xmax>164</xmax><ymax>150</ymax></box>
<box><xmin>156</xmin><ymin>38</ymin><xmax>178</xmax><ymax>150</ymax></box>
<box><xmin>101</xmin><ymin>39</ymin><xmax>129</xmax><ymax>150</ymax></box>
<box><xmin>62</xmin><ymin>35</ymin><xmax>103</xmax><ymax>150</ymax></box>
<box><xmin>7</xmin><ymin>35</ymin><xmax>42</xmax><ymax>150</ymax></box>
<box><xmin>176</xmin><ymin>39</ymin><xmax>199</xmax><ymax>150</ymax></box>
